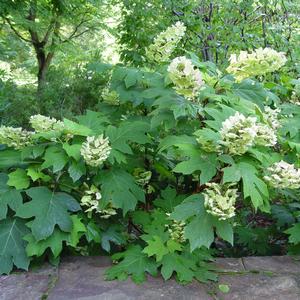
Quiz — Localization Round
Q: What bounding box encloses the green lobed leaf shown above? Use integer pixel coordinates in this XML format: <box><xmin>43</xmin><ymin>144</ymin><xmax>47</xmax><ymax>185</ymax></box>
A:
<box><xmin>16</xmin><ymin>187</ymin><xmax>81</xmax><ymax>241</ymax></box>
<box><xmin>0</xmin><ymin>217</ymin><xmax>30</xmax><ymax>275</ymax></box>
<box><xmin>105</xmin><ymin>245</ymin><xmax>158</xmax><ymax>284</ymax></box>
<box><xmin>285</xmin><ymin>223</ymin><xmax>300</xmax><ymax>245</ymax></box>
<box><xmin>41</xmin><ymin>146</ymin><xmax>68</xmax><ymax>173</ymax></box>
<box><xmin>7</xmin><ymin>168</ymin><xmax>30</xmax><ymax>190</ymax></box>
<box><xmin>0</xmin><ymin>173</ymin><xmax>23</xmax><ymax>220</ymax></box>
<box><xmin>99</xmin><ymin>169</ymin><xmax>145</xmax><ymax>215</ymax></box>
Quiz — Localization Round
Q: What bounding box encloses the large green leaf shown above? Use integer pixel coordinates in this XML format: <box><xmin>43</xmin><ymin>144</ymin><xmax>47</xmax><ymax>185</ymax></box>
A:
<box><xmin>24</xmin><ymin>216</ymin><xmax>86</xmax><ymax>258</ymax></box>
<box><xmin>63</xmin><ymin>119</ymin><xmax>93</xmax><ymax>136</ymax></box>
<box><xmin>142</xmin><ymin>235</ymin><xmax>169</xmax><ymax>261</ymax></box>
<box><xmin>184</xmin><ymin>214</ymin><xmax>215</xmax><ymax>250</ymax></box>
<box><xmin>160</xmin><ymin>252</ymin><xmax>195</xmax><ymax>282</ymax></box>
<box><xmin>171</xmin><ymin>194</ymin><xmax>233</xmax><ymax>250</ymax></box>
<box><xmin>76</xmin><ymin>110</ymin><xmax>110</xmax><ymax>135</ymax></box>
<box><xmin>0</xmin><ymin>150</ymin><xmax>22</xmax><ymax>169</ymax></box>
<box><xmin>223</xmin><ymin>160</ymin><xmax>269</xmax><ymax>211</ymax></box>
<box><xmin>68</xmin><ymin>160</ymin><xmax>86</xmax><ymax>182</ymax></box>
<box><xmin>153</xmin><ymin>186</ymin><xmax>184</xmax><ymax>212</ymax></box>
<box><xmin>41</xmin><ymin>146</ymin><xmax>68</xmax><ymax>173</ymax></box>
<box><xmin>7</xmin><ymin>168</ymin><xmax>30</xmax><ymax>190</ymax></box>
<box><xmin>101</xmin><ymin>224</ymin><xmax>126</xmax><ymax>252</ymax></box>
<box><xmin>24</xmin><ymin>228</ymin><xmax>69</xmax><ymax>258</ymax></box>
<box><xmin>106</xmin><ymin>120</ymin><xmax>151</xmax><ymax>162</ymax></box>
<box><xmin>173</xmin><ymin>152</ymin><xmax>218</xmax><ymax>184</ymax></box>
<box><xmin>0</xmin><ymin>173</ymin><xmax>23</xmax><ymax>220</ymax></box>
<box><xmin>16</xmin><ymin>187</ymin><xmax>81</xmax><ymax>241</ymax></box>
<box><xmin>232</xmin><ymin>79</ymin><xmax>267</xmax><ymax>108</ymax></box>
<box><xmin>99</xmin><ymin>169</ymin><xmax>145</xmax><ymax>215</ymax></box>
<box><xmin>105</xmin><ymin>245</ymin><xmax>158</xmax><ymax>284</ymax></box>
<box><xmin>0</xmin><ymin>217</ymin><xmax>30</xmax><ymax>274</ymax></box>
<box><xmin>285</xmin><ymin>223</ymin><xmax>300</xmax><ymax>245</ymax></box>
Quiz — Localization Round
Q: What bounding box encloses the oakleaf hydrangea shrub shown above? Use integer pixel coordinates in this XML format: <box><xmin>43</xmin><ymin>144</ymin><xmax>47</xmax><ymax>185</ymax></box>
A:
<box><xmin>1</xmin><ymin>23</ymin><xmax>300</xmax><ymax>285</ymax></box>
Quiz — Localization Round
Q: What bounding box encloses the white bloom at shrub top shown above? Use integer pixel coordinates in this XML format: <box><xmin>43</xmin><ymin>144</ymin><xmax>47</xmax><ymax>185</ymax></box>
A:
<box><xmin>204</xmin><ymin>183</ymin><xmax>237</xmax><ymax>220</ymax></box>
<box><xmin>146</xmin><ymin>21</ymin><xmax>186</xmax><ymax>63</ymax></box>
<box><xmin>264</xmin><ymin>161</ymin><xmax>300</xmax><ymax>189</ymax></box>
<box><xmin>220</xmin><ymin>112</ymin><xmax>258</xmax><ymax>155</ymax></box>
<box><xmin>80</xmin><ymin>134</ymin><xmax>111</xmax><ymax>167</ymax></box>
<box><xmin>226</xmin><ymin>47</ymin><xmax>287</xmax><ymax>81</ymax></box>
<box><xmin>168</xmin><ymin>56</ymin><xmax>204</xmax><ymax>99</ymax></box>
<box><xmin>30</xmin><ymin>114</ymin><xmax>64</xmax><ymax>132</ymax></box>
<box><xmin>0</xmin><ymin>126</ymin><xmax>33</xmax><ymax>149</ymax></box>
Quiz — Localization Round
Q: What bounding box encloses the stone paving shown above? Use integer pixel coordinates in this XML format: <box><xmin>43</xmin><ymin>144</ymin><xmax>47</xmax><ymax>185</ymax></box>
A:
<box><xmin>1</xmin><ymin>256</ymin><xmax>300</xmax><ymax>300</ymax></box>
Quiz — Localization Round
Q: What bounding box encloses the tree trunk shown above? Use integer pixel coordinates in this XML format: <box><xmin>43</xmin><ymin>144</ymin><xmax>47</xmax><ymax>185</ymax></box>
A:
<box><xmin>35</xmin><ymin>45</ymin><xmax>54</xmax><ymax>94</ymax></box>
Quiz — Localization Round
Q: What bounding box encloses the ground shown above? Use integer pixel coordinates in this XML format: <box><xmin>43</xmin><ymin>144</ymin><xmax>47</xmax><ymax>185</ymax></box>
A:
<box><xmin>1</xmin><ymin>256</ymin><xmax>300</xmax><ymax>300</ymax></box>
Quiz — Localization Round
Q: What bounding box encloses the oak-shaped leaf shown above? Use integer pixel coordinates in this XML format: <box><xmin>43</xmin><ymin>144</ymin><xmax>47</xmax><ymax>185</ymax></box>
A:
<box><xmin>16</xmin><ymin>187</ymin><xmax>81</xmax><ymax>241</ymax></box>
<box><xmin>99</xmin><ymin>169</ymin><xmax>145</xmax><ymax>215</ymax></box>
<box><xmin>105</xmin><ymin>245</ymin><xmax>158</xmax><ymax>283</ymax></box>
<box><xmin>171</xmin><ymin>194</ymin><xmax>233</xmax><ymax>250</ymax></box>
<box><xmin>0</xmin><ymin>217</ymin><xmax>30</xmax><ymax>274</ymax></box>
<box><xmin>24</xmin><ymin>216</ymin><xmax>86</xmax><ymax>258</ymax></box>
<box><xmin>0</xmin><ymin>173</ymin><xmax>23</xmax><ymax>220</ymax></box>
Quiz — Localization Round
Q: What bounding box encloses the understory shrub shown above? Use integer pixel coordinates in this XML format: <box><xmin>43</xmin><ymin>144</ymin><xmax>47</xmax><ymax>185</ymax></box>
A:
<box><xmin>1</xmin><ymin>23</ymin><xmax>300</xmax><ymax>284</ymax></box>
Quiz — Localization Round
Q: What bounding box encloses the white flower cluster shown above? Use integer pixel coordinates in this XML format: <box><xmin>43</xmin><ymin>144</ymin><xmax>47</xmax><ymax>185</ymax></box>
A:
<box><xmin>220</xmin><ymin>112</ymin><xmax>277</xmax><ymax>155</ymax></box>
<box><xmin>168</xmin><ymin>56</ymin><xmax>204</xmax><ymax>100</ymax></box>
<box><xmin>204</xmin><ymin>183</ymin><xmax>237</xmax><ymax>220</ymax></box>
<box><xmin>0</xmin><ymin>126</ymin><xmax>33</xmax><ymax>149</ymax></box>
<box><xmin>30</xmin><ymin>114</ymin><xmax>64</xmax><ymax>132</ymax></box>
<box><xmin>80</xmin><ymin>135</ymin><xmax>111</xmax><ymax>167</ymax></box>
<box><xmin>264</xmin><ymin>161</ymin><xmax>300</xmax><ymax>189</ymax></box>
<box><xmin>263</xmin><ymin>106</ymin><xmax>281</xmax><ymax>130</ymax></box>
<box><xmin>220</xmin><ymin>112</ymin><xmax>257</xmax><ymax>155</ymax></box>
<box><xmin>146</xmin><ymin>21</ymin><xmax>186</xmax><ymax>63</ymax></box>
<box><xmin>80</xmin><ymin>184</ymin><xmax>117</xmax><ymax>218</ymax></box>
<box><xmin>255</xmin><ymin>124</ymin><xmax>277</xmax><ymax>147</ymax></box>
<box><xmin>226</xmin><ymin>47</ymin><xmax>287</xmax><ymax>82</ymax></box>
<box><xmin>166</xmin><ymin>213</ymin><xmax>186</xmax><ymax>243</ymax></box>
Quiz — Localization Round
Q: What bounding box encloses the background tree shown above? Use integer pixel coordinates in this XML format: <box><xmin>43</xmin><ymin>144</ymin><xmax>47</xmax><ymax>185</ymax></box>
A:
<box><xmin>0</xmin><ymin>0</ymin><xmax>105</xmax><ymax>91</ymax></box>
<box><xmin>116</xmin><ymin>0</ymin><xmax>300</xmax><ymax>68</ymax></box>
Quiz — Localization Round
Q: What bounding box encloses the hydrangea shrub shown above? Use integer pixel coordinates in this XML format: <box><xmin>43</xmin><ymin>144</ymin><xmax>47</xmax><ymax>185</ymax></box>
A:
<box><xmin>0</xmin><ymin>23</ymin><xmax>300</xmax><ymax>284</ymax></box>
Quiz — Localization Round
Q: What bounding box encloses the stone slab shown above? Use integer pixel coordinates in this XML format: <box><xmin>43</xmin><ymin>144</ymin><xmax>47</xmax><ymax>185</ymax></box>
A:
<box><xmin>216</xmin><ymin>273</ymin><xmax>300</xmax><ymax>300</ymax></box>
<box><xmin>48</xmin><ymin>256</ymin><xmax>211</xmax><ymax>300</ymax></box>
<box><xmin>214</xmin><ymin>257</ymin><xmax>245</xmax><ymax>273</ymax></box>
<box><xmin>2</xmin><ymin>256</ymin><xmax>300</xmax><ymax>300</ymax></box>
<box><xmin>0</xmin><ymin>264</ymin><xmax>57</xmax><ymax>300</ymax></box>
<box><xmin>242</xmin><ymin>256</ymin><xmax>300</xmax><ymax>274</ymax></box>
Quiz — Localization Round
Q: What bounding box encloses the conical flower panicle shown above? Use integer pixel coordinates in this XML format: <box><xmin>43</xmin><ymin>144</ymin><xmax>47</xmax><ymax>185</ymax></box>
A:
<box><xmin>80</xmin><ymin>134</ymin><xmax>111</xmax><ymax>167</ymax></box>
<box><xmin>146</xmin><ymin>22</ymin><xmax>186</xmax><ymax>63</ymax></box>
<box><xmin>204</xmin><ymin>183</ymin><xmax>237</xmax><ymax>220</ymax></box>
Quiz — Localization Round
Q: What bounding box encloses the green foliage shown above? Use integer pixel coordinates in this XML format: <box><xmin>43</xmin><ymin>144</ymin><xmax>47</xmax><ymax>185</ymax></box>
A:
<box><xmin>16</xmin><ymin>187</ymin><xmax>81</xmax><ymax>241</ymax></box>
<box><xmin>105</xmin><ymin>245</ymin><xmax>158</xmax><ymax>284</ymax></box>
<box><xmin>0</xmin><ymin>3</ymin><xmax>300</xmax><ymax>286</ymax></box>
<box><xmin>0</xmin><ymin>217</ymin><xmax>30</xmax><ymax>274</ymax></box>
